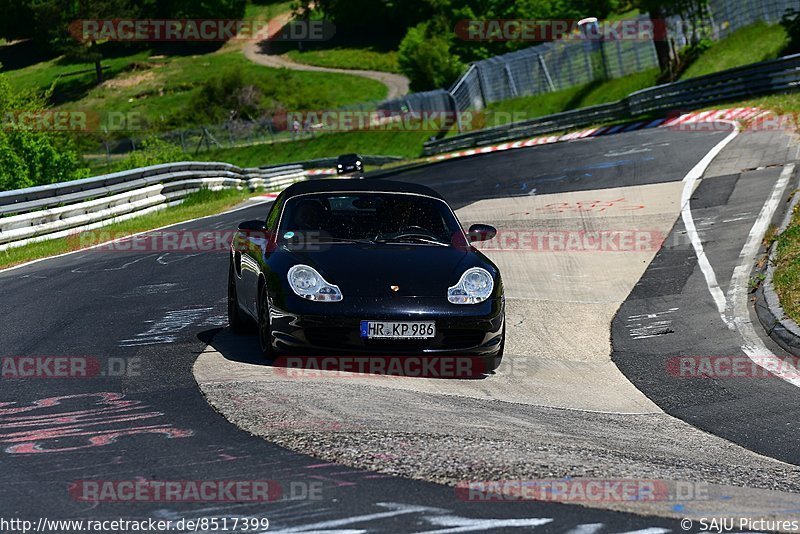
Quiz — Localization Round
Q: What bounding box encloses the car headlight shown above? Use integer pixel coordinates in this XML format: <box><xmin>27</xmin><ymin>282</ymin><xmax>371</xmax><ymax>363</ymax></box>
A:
<box><xmin>287</xmin><ymin>265</ymin><xmax>343</xmax><ymax>302</ymax></box>
<box><xmin>448</xmin><ymin>267</ymin><xmax>494</xmax><ymax>304</ymax></box>
<box><xmin>337</xmin><ymin>164</ymin><xmax>343</xmax><ymax>168</ymax></box>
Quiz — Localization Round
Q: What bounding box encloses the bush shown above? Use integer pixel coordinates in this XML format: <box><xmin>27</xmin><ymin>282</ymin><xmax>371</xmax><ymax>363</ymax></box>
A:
<box><xmin>398</xmin><ymin>22</ymin><xmax>465</xmax><ymax>92</ymax></box>
<box><xmin>110</xmin><ymin>137</ymin><xmax>184</xmax><ymax>172</ymax></box>
<box><xmin>0</xmin><ymin>74</ymin><xmax>88</xmax><ymax>191</ymax></box>
<box><xmin>782</xmin><ymin>8</ymin><xmax>800</xmax><ymax>54</ymax></box>
<box><xmin>174</xmin><ymin>67</ymin><xmax>265</xmax><ymax>126</ymax></box>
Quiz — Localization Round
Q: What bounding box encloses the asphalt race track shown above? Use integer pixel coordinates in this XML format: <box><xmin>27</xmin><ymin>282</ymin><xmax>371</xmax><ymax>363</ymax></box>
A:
<box><xmin>1</xmin><ymin>123</ymin><xmax>798</xmax><ymax>532</ymax></box>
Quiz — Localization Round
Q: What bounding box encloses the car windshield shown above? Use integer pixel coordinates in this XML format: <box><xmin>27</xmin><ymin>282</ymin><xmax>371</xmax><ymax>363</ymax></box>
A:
<box><xmin>277</xmin><ymin>192</ymin><xmax>464</xmax><ymax>246</ymax></box>
<box><xmin>338</xmin><ymin>155</ymin><xmax>360</xmax><ymax>164</ymax></box>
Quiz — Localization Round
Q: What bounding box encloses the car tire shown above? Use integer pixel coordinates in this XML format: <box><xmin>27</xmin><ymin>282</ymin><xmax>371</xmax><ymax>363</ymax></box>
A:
<box><xmin>257</xmin><ymin>285</ymin><xmax>276</xmax><ymax>359</ymax></box>
<box><xmin>228</xmin><ymin>263</ymin><xmax>251</xmax><ymax>334</ymax></box>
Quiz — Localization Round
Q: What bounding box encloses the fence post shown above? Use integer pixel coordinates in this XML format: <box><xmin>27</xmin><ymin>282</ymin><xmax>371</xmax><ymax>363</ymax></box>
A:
<box><xmin>616</xmin><ymin>41</ymin><xmax>625</xmax><ymax>77</ymax></box>
<box><xmin>504</xmin><ymin>64</ymin><xmax>518</xmax><ymax>97</ymax></box>
<box><xmin>538</xmin><ymin>54</ymin><xmax>557</xmax><ymax>92</ymax></box>
<box><xmin>447</xmin><ymin>91</ymin><xmax>463</xmax><ymax>133</ymax></box>
<box><xmin>475</xmin><ymin>65</ymin><xmax>489</xmax><ymax>109</ymax></box>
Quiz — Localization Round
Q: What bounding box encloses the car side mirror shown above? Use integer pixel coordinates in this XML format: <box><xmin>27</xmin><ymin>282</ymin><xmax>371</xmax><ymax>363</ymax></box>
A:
<box><xmin>238</xmin><ymin>220</ymin><xmax>269</xmax><ymax>242</ymax></box>
<box><xmin>238</xmin><ymin>220</ymin><xmax>266</xmax><ymax>231</ymax></box>
<box><xmin>468</xmin><ymin>224</ymin><xmax>497</xmax><ymax>242</ymax></box>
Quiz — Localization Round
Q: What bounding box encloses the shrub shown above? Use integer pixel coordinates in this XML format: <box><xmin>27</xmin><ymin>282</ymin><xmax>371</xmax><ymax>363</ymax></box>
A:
<box><xmin>0</xmin><ymin>74</ymin><xmax>88</xmax><ymax>191</ymax></box>
<box><xmin>110</xmin><ymin>137</ymin><xmax>184</xmax><ymax>172</ymax></box>
<box><xmin>175</xmin><ymin>67</ymin><xmax>265</xmax><ymax>126</ymax></box>
<box><xmin>398</xmin><ymin>22</ymin><xmax>465</xmax><ymax>92</ymax></box>
<box><xmin>782</xmin><ymin>8</ymin><xmax>800</xmax><ymax>54</ymax></box>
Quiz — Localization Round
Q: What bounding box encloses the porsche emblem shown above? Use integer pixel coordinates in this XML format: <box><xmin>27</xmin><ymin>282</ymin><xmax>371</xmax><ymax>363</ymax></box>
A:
<box><xmin>390</xmin><ymin>285</ymin><xmax>400</xmax><ymax>292</ymax></box>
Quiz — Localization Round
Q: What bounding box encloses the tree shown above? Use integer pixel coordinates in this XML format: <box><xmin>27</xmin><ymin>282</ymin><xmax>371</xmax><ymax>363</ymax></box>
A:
<box><xmin>138</xmin><ymin>0</ymin><xmax>246</xmax><ymax>20</ymax></box>
<box><xmin>312</xmin><ymin>0</ymin><xmax>438</xmax><ymax>40</ymax></box>
<box><xmin>450</xmin><ymin>0</ymin><xmax>619</xmax><ymax>62</ymax></box>
<box><xmin>398</xmin><ymin>20</ymin><xmax>465</xmax><ymax>91</ymax></box>
<box><xmin>26</xmin><ymin>0</ymin><xmax>137</xmax><ymax>84</ymax></box>
<box><xmin>0</xmin><ymin>0</ymin><xmax>37</xmax><ymax>41</ymax></box>
<box><xmin>633</xmin><ymin>0</ymin><xmax>711</xmax><ymax>74</ymax></box>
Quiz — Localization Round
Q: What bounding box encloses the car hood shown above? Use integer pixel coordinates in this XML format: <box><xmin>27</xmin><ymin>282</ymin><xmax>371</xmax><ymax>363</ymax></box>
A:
<box><xmin>283</xmin><ymin>243</ymin><xmax>480</xmax><ymax>298</ymax></box>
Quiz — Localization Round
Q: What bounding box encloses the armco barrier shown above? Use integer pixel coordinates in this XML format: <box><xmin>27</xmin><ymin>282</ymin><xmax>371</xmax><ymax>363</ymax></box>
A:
<box><xmin>260</xmin><ymin>155</ymin><xmax>403</xmax><ymax>170</ymax></box>
<box><xmin>423</xmin><ymin>53</ymin><xmax>800</xmax><ymax>155</ymax></box>
<box><xmin>0</xmin><ymin>162</ymin><xmax>307</xmax><ymax>252</ymax></box>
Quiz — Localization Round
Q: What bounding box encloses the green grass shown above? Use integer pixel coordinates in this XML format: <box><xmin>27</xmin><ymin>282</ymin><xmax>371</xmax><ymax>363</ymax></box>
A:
<box><xmin>0</xmin><ymin>188</ymin><xmax>259</xmax><ymax>270</ymax></box>
<box><xmin>680</xmin><ymin>22</ymin><xmax>788</xmax><ymax>79</ymax></box>
<box><xmin>606</xmin><ymin>8</ymin><xmax>642</xmax><ymax>22</ymax></box>
<box><xmin>2</xmin><ymin>46</ymin><xmax>387</xmax><ymax>134</ymax></box>
<box><xmin>245</xmin><ymin>1</ymin><xmax>294</xmax><ymax>19</ymax></box>
<box><xmin>731</xmin><ymin>93</ymin><xmax>800</xmax><ymax>114</ymax></box>
<box><xmin>196</xmin><ymin>128</ymin><xmax>432</xmax><ymax>167</ymax></box>
<box><xmin>773</xmin><ymin>199</ymin><xmax>800</xmax><ymax>323</ymax></box>
<box><xmin>285</xmin><ymin>47</ymin><xmax>400</xmax><ymax>73</ymax></box>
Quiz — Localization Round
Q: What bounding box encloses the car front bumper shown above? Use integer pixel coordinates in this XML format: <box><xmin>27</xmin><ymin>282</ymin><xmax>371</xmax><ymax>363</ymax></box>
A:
<box><xmin>269</xmin><ymin>296</ymin><xmax>504</xmax><ymax>357</ymax></box>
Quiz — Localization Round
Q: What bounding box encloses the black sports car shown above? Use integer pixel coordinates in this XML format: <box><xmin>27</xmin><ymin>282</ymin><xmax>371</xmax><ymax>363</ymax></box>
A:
<box><xmin>228</xmin><ymin>179</ymin><xmax>505</xmax><ymax>373</ymax></box>
<box><xmin>336</xmin><ymin>153</ymin><xmax>363</xmax><ymax>175</ymax></box>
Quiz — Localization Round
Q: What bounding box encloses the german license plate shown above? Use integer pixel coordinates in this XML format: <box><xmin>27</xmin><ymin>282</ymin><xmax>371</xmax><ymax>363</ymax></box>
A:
<box><xmin>360</xmin><ymin>321</ymin><xmax>435</xmax><ymax>339</ymax></box>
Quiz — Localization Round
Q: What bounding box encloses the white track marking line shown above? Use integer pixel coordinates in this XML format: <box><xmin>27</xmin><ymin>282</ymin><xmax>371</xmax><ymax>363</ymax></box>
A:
<box><xmin>680</xmin><ymin>121</ymin><xmax>741</xmax><ymax>317</ymax></box>
<box><xmin>0</xmin><ymin>197</ymin><xmax>273</xmax><ymax>275</ymax></box>
<box><xmin>681</xmin><ymin>120</ymin><xmax>800</xmax><ymax>387</ymax></box>
<box><xmin>725</xmin><ymin>164</ymin><xmax>800</xmax><ymax>386</ymax></box>
<box><xmin>565</xmin><ymin>524</ymin><xmax>605</xmax><ymax>534</ymax></box>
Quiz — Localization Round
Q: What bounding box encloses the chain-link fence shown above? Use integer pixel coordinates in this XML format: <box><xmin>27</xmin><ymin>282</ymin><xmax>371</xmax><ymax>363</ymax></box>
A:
<box><xmin>381</xmin><ymin>0</ymin><xmax>800</xmax><ymax>129</ymax></box>
<box><xmin>712</xmin><ymin>0</ymin><xmax>800</xmax><ymax>36</ymax></box>
<box><xmin>446</xmin><ymin>27</ymin><xmax>659</xmax><ymax>112</ymax></box>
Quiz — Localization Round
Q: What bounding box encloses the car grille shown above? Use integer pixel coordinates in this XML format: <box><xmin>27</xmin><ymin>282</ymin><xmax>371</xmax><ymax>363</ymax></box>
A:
<box><xmin>439</xmin><ymin>329</ymin><xmax>486</xmax><ymax>349</ymax></box>
<box><xmin>304</xmin><ymin>327</ymin><xmax>351</xmax><ymax>348</ymax></box>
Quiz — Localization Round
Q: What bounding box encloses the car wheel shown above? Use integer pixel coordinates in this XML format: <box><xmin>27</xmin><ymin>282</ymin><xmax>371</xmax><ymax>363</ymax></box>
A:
<box><xmin>228</xmin><ymin>263</ymin><xmax>251</xmax><ymax>334</ymax></box>
<box><xmin>482</xmin><ymin>323</ymin><xmax>505</xmax><ymax>374</ymax></box>
<box><xmin>257</xmin><ymin>285</ymin><xmax>275</xmax><ymax>359</ymax></box>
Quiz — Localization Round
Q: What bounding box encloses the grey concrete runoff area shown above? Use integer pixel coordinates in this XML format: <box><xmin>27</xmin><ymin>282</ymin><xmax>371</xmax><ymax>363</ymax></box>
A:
<box><xmin>195</xmin><ymin>126</ymin><xmax>800</xmax><ymax>522</ymax></box>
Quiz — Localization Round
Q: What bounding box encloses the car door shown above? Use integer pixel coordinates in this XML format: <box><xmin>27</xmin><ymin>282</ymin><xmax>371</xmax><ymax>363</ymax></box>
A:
<box><xmin>240</xmin><ymin>193</ymin><xmax>284</xmax><ymax>317</ymax></box>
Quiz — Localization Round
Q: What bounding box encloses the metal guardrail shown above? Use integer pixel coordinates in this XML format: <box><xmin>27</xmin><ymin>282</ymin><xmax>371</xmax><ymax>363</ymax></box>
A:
<box><xmin>423</xmin><ymin>53</ymin><xmax>800</xmax><ymax>156</ymax></box>
<box><xmin>260</xmin><ymin>155</ymin><xmax>403</xmax><ymax>170</ymax></box>
<box><xmin>0</xmin><ymin>162</ymin><xmax>307</xmax><ymax>252</ymax></box>
<box><xmin>627</xmin><ymin>53</ymin><xmax>800</xmax><ymax>116</ymax></box>
<box><xmin>425</xmin><ymin>101</ymin><xmax>627</xmax><ymax>155</ymax></box>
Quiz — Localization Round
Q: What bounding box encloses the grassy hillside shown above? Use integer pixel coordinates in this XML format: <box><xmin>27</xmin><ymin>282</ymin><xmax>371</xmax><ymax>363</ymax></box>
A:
<box><xmin>196</xmin><ymin>128</ymin><xmax>432</xmax><ymax>167</ymax></box>
<box><xmin>1</xmin><ymin>45</ymin><xmax>387</xmax><ymax>134</ymax></box>
<box><xmin>285</xmin><ymin>47</ymin><xmax>400</xmax><ymax>73</ymax></box>
<box><xmin>681</xmin><ymin>21</ymin><xmax>788</xmax><ymax>79</ymax></box>
<box><xmin>480</xmin><ymin>22</ymin><xmax>788</xmax><ymax>128</ymax></box>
